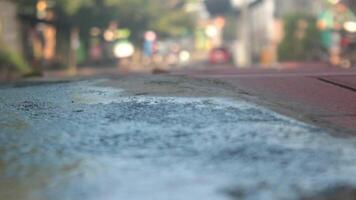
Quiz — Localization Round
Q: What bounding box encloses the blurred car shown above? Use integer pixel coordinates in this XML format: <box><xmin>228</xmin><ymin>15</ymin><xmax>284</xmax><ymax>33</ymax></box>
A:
<box><xmin>208</xmin><ymin>47</ymin><xmax>231</xmax><ymax>64</ymax></box>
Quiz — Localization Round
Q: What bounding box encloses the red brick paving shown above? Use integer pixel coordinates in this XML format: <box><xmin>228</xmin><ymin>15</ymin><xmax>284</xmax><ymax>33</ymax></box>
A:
<box><xmin>181</xmin><ymin>63</ymin><xmax>356</xmax><ymax>133</ymax></box>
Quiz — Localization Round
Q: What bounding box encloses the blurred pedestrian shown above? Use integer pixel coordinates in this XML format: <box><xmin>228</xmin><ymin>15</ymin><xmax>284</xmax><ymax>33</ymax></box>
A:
<box><xmin>317</xmin><ymin>0</ymin><xmax>356</xmax><ymax>66</ymax></box>
<box><xmin>317</xmin><ymin>3</ymin><xmax>338</xmax><ymax>65</ymax></box>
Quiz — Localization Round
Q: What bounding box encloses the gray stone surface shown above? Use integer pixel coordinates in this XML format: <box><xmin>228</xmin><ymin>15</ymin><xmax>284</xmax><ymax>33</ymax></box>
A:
<box><xmin>1</xmin><ymin>78</ymin><xmax>356</xmax><ymax>200</ymax></box>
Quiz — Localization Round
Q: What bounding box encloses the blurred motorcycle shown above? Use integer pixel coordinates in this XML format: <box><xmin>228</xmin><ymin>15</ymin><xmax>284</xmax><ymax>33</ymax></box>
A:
<box><xmin>339</xmin><ymin>21</ymin><xmax>356</xmax><ymax>68</ymax></box>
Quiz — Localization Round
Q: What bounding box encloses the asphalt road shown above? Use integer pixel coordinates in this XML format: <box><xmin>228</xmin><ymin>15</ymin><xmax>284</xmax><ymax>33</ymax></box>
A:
<box><xmin>1</xmin><ymin>75</ymin><xmax>356</xmax><ymax>200</ymax></box>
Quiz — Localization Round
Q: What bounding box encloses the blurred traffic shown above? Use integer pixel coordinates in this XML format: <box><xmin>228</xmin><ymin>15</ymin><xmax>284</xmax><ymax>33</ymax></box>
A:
<box><xmin>1</xmin><ymin>0</ymin><xmax>356</xmax><ymax>80</ymax></box>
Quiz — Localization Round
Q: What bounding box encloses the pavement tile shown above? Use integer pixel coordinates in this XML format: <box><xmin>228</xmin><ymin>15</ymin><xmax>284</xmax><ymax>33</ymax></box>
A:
<box><xmin>222</xmin><ymin>76</ymin><xmax>356</xmax><ymax>116</ymax></box>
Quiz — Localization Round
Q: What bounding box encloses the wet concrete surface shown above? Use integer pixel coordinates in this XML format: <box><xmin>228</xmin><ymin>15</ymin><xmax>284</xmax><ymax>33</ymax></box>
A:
<box><xmin>1</xmin><ymin>76</ymin><xmax>356</xmax><ymax>200</ymax></box>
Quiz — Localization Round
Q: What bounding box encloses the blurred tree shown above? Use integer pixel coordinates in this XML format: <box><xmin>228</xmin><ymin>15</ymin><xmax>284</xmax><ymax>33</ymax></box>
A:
<box><xmin>0</xmin><ymin>47</ymin><xmax>33</xmax><ymax>76</ymax></box>
<box><xmin>104</xmin><ymin>0</ymin><xmax>194</xmax><ymax>38</ymax></box>
<box><xmin>204</xmin><ymin>0</ymin><xmax>232</xmax><ymax>16</ymax></box>
<box><xmin>14</xmin><ymin>0</ymin><xmax>194</xmax><ymax>39</ymax></box>
<box><xmin>13</xmin><ymin>0</ymin><xmax>195</xmax><ymax>69</ymax></box>
<box><xmin>278</xmin><ymin>13</ymin><xmax>321</xmax><ymax>61</ymax></box>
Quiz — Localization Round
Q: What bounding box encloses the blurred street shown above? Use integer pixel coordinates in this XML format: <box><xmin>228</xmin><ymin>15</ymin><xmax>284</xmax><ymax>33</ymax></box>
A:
<box><xmin>3</xmin><ymin>0</ymin><xmax>356</xmax><ymax>199</ymax></box>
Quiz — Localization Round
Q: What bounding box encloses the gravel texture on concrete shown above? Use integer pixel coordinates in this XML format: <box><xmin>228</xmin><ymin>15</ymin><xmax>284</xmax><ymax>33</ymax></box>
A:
<box><xmin>1</xmin><ymin>78</ymin><xmax>356</xmax><ymax>200</ymax></box>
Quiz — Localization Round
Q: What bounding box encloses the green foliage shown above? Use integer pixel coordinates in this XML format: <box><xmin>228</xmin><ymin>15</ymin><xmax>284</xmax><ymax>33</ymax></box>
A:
<box><xmin>278</xmin><ymin>13</ymin><xmax>321</xmax><ymax>61</ymax></box>
<box><xmin>150</xmin><ymin>9</ymin><xmax>194</xmax><ymax>37</ymax></box>
<box><xmin>14</xmin><ymin>0</ymin><xmax>194</xmax><ymax>38</ymax></box>
<box><xmin>56</xmin><ymin>0</ymin><xmax>94</xmax><ymax>15</ymax></box>
<box><xmin>0</xmin><ymin>49</ymin><xmax>32</xmax><ymax>74</ymax></box>
<box><xmin>13</xmin><ymin>0</ymin><xmax>194</xmax><ymax>66</ymax></box>
<box><xmin>52</xmin><ymin>0</ymin><xmax>194</xmax><ymax>38</ymax></box>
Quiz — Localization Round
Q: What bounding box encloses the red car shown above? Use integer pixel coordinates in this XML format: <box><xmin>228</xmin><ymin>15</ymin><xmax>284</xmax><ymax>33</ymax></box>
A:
<box><xmin>208</xmin><ymin>47</ymin><xmax>231</xmax><ymax>64</ymax></box>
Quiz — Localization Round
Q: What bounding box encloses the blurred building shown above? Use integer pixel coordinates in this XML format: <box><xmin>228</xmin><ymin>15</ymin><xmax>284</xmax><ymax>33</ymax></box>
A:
<box><xmin>274</xmin><ymin>0</ymin><xmax>320</xmax><ymax>18</ymax></box>
<box><xmin>235</xmin><ymin>0</ymin><xmax>322</xmax><ymax>65</ymax></box>
<box><xmin>0</xmin><ymin>0</ymin><xmax>23</xmax><ymax>54</ymax></box>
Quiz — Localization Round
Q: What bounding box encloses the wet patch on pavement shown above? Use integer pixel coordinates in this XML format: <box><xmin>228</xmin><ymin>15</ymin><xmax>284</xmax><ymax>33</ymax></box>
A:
<box><xmin>1</xmin><ymin>79</ymin><xmax>356</xmax><ymax>200</ymax></box>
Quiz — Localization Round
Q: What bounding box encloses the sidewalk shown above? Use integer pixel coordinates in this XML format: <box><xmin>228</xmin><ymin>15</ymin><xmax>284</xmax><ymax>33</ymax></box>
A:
<box><xmin>4</xmin><ymin>61</ymin><xmax>356</xmax><ymax>133</ymax></box>
<box><xmin>180</xmin><ymin>63</ymin><xmax>356</xmax><ymax>134</ymax></box>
